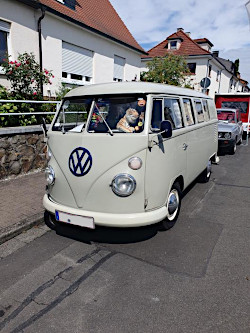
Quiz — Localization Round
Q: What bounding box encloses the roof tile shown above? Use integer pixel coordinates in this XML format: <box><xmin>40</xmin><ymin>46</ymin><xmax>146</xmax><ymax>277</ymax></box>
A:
<box><xmin>143</xmin><ymin>30</ymin><xmax>210</xmax><ymax>58</ymax></box>
<box><xmin>37</xmin><ymin>0</ymin><xmax>145</xmax><ymax>53</ymax></box>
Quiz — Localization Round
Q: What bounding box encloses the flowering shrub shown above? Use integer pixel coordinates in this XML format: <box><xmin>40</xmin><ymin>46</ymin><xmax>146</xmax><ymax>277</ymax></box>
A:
<box><xmin>0</xmin><ymin>53</ymin><xmax>55</xmax><ymax>127</ymax></box>
<box><xmin>2</xmin><ymin>52</ymin><xmax>54</xmax><ymax>100</ymax></box>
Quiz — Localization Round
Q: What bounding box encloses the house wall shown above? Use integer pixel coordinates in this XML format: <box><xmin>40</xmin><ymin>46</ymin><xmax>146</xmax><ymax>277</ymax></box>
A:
<box><xmin>0</xmin><ymin>0</ymin><xmax>142</xmax><ymax>97</ymax></box>
<box><xmin>0</xmin><ymin>0</ymin><xmax>39</xmax><ymax>88</ymax></box>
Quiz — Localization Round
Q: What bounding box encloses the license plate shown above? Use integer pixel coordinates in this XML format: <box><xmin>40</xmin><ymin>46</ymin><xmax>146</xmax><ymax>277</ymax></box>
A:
<box><xmin>55</xmin><ymin>211</ymin><xmax>95</xmax><ymax>229</ymax></box>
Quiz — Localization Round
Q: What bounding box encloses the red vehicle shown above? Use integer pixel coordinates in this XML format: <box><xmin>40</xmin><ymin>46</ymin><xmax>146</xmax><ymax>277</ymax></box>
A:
<box><xmin>215</xmin><ymin>93</ymin><xmax>250</xmax><ymax>137</ymax></box>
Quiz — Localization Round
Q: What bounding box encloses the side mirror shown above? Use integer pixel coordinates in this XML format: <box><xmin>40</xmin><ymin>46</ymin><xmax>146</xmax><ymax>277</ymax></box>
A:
<box><xmin>160</xmin><ymin>120</ymin><xmax>172</xmax><ymax>138</ymax></box>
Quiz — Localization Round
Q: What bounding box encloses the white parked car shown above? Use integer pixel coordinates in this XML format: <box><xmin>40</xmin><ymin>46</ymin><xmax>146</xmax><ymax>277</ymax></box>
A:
<box><xmin>217</xmin><ymin>108</ymin><xmax>243</xmax><ymax>154</ymax></box>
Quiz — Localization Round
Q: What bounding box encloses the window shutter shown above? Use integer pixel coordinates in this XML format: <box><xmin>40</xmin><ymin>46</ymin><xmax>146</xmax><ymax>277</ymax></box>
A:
<box><xmin>114</xmin><ymin>55</ymin><xmax>125</xmax><ymax>80</ymax></box>
<box><xmin>62</xmin><ymin>42</ymin><xmax>93</xmax><ymax>77</ymax></box>
<box><xmin>0</xmin><ymin>20</ymin><xmax>10</xmax><ymax>33</ymax></box>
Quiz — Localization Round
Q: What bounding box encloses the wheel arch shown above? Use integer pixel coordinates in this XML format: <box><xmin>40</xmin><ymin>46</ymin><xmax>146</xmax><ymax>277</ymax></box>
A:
<box><xmin>172</xmin><ymin>175</ymin><xmax>184</xmax><ymax>192</ymax></box>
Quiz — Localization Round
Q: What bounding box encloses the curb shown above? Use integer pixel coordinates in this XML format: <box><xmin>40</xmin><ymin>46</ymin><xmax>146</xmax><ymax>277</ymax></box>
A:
<box><xmin>0</xmin><ymin>212</ymin><xmax>44</xmax><ymax>245</ymax></box>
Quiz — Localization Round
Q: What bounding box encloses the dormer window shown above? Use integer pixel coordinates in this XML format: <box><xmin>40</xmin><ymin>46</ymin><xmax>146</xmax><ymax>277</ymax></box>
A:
<box><xmin>170</xmin><ymin>41</ymin><xmax>177</xmax><ymax>49</ymax></box>
<box><xmin>165</xmin><ymin>38</ymin><xmax>183</xmax><ymax>50</ymax></box>
<box><xmin>56</xmin><ymin>0</ymin><xmax>76</xmax><ymax>10</ymax></box>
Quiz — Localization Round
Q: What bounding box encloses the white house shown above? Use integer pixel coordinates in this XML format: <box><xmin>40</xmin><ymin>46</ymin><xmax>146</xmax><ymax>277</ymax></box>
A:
<box><xmin>0</xmin><ymin>0</ymin><xmax>146</xmax><ymax>97</ymax></box>
<box><xmin>141</xmin><ymin>28</ymin><xmax>249</xmax><ymax>97</ymax></box>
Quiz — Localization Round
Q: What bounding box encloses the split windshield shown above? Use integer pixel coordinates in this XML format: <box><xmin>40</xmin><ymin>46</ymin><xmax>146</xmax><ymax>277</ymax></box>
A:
<box><xmin>217</xmin><ymin>111</ymin><xmax>236</xmax><ymax>123</ymax></box>
<box><xmin>52</xmin><ymin>95</ymin><xmax>147</xmax><ymax>134</ymax></box>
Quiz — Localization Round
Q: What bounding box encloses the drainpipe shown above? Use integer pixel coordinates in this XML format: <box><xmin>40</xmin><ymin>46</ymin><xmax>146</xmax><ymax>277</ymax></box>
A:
<box><xmin>38</xmin><ymin>7</ymin><xmax>45</xmax><ymax>97</ymax></box>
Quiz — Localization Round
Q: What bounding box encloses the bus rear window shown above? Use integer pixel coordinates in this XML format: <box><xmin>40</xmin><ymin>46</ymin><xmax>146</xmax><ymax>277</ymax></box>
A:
<box><xmin>221</xmin><ymin>101</ymin><xmax>248</xmax><ymax>113</ymax></box>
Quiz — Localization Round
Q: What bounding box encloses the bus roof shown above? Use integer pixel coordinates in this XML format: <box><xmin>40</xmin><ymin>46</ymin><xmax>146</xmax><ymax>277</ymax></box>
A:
<box><xmin>65</xmin><ymin>82</ymin><xmax>212</xmax><ymax>99</ymax></box>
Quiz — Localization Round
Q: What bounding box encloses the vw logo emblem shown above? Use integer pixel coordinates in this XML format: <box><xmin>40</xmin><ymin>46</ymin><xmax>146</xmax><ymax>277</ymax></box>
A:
<box><xmin>69</xmin><ymin>147</ymin><xmax>92</xmax><ymax>177</ymax></box>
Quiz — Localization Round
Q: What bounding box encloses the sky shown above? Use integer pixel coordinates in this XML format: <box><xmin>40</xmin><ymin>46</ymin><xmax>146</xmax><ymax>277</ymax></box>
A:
<box><xmin>110</xmin><ymin>0</ymin><xmax>250</xmax><ymax>84</ymax></box>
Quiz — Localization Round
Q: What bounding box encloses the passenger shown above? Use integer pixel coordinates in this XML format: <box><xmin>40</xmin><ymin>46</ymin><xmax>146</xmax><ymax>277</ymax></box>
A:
<box><xmin>116</xmin><ymin>108</ymin><xmax>140</xmax><ymax>133</ymax></box>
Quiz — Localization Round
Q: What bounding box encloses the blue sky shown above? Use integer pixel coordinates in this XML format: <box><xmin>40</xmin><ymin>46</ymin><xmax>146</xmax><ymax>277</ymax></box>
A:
<box><xmin>110</xmin><ymin>0</ymin><xmax>250</xmax><ymax>84</ymax></box>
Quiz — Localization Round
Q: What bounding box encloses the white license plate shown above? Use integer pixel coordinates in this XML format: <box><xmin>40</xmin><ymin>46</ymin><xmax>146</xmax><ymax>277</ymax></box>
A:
<box><xmin>55</xmin><ymin>211</ymin><xmax>95</xmax><ymax>229</ymax></box>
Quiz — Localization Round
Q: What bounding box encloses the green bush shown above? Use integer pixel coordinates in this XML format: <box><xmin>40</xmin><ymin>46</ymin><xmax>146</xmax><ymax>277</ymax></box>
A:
<box><xmin>0</xmin><ymin>52</ymin><xmax>56</xmax><ymax>127</ymax></box>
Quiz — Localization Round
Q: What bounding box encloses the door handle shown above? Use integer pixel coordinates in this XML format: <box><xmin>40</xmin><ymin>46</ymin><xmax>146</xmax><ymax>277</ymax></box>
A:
<box><xmin>183</xmin><ymin>143</ymin><xmax>188</xmax><ymax>150</ymax></box>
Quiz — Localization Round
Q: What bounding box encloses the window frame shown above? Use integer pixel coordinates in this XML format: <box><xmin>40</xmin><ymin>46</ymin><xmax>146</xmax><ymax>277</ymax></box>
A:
<box><xmin>187</xmin><ymin>63</ymin><xmax>196</xmax><ymax>74</ymax></box>
<box><xmin>163</xmin><ymin>97</ymin><xmax>184</xmax><ymax>129</ymax></box>
<box><xmin>62</xmin><ymin>41</ymin><xmax>93</xmax><ymax>86</ymax></box>
<box><xmin>194</xmin><ymin>99</ymin><xmax>205</xmax><ymax>123</ymax></box>
<box><xmin>182</xmin><ymin>97</ymin><xmax>196</xmax><ymax>126</ymax></box>
<box><xmin>0</xmin><ymin>20</ymin><xmax>11</xmax><ymax>74</ymax></box>
<box><xmin>113</xmin><ymin>55</ymin><xmax>125</xmax><ymax>82</ymax></box>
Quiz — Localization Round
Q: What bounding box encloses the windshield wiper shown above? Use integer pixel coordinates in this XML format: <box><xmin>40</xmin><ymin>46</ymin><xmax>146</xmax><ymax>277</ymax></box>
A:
<box><xmin>94</xmin><ymin>102</ymin><xmax>114</xmax><ymax>136</ymax></box>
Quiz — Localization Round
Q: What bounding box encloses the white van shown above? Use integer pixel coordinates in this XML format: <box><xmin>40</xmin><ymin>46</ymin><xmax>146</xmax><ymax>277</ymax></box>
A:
<box><xmin>43</xmin><ymin>82</ymin><xmax>218</xmax><ymax>230</ymax></box>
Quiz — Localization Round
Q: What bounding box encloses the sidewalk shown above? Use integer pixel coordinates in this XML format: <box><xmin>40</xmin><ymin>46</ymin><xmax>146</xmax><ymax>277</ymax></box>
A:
<box><xmin>0</xmin><ymin>171</ymin><xmax>46</xmax><ymax>244</ymax></box>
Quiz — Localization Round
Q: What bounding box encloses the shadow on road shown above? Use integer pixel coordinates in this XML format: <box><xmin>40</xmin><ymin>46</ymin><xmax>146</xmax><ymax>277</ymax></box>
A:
<box><xmin>55</xmin><ymin>222</ymin><xmax>160</xmax><ymax>245</ymax></box>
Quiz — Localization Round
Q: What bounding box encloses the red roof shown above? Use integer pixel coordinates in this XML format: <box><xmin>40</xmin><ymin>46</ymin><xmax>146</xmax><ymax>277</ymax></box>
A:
<box><xmin>37</xmin><ymin>0</ymin><xmax>145</xmax><ymax>53</ymax></box>
<box><xmin>143</xmin><ymin>30</ymin><xmax>211</xmax><ymax>58</ymax></box>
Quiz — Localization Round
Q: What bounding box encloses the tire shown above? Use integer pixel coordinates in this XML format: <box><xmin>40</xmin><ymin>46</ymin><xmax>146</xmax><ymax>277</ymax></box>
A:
<box><xmin>44</xmin><ymin>210</ymin><xmax>57</xmax><ymax>230</ymax></box>
<box><xmin>198</xmin><ymin>160</ymin><xmax>212</xmax><ymax>183</ymax></box>
<box><xmin>237</xmin><ymin>136</ymin><xmax>242</xmax><ymax>145</ymax></box>
<box><xmin>229</xmin><ymin>140</ymin><xmax>236</xmax><ymax>155</ymax></box>
<box><xmin>161</xmin><ymin>183</ymin><xmax>182</xmax><ymax>230</ymax></box>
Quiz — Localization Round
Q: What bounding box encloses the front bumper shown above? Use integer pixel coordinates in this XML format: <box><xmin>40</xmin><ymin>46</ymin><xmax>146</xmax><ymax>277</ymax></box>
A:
<box><xmin>218</xmin><ymin>138</ymin><xmax>235</xmax><ymax>150</ymax></box>
<box><xmin>43</xmin><ymin>194</ymin><xmax>168</xmax><ymax>228</ymax></box>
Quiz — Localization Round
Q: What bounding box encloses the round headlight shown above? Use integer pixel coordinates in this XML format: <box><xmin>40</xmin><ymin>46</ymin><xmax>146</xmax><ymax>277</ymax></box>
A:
<box><xmin>224</xmin><ymin>132</ymin><xmax>231</xmax><ymax>139</ymax></box>
<box><xmin>218</xmin><ymin>132</ymin><xmax>223</xmax><ymax>138</ymax></box>
<box><xmin>45</xmin><ymin>166</ymin><xmax>55</xmax><ymax>185</ymax></box>
<box><xmin>111</xmin><ymin>174</ymin><xmax>136</xmax><ymax>197</ymax></box>
<box><xmin>128</xmin><ymin>157</ymin><xmax>142</xmax><ymax>170</ymax></box>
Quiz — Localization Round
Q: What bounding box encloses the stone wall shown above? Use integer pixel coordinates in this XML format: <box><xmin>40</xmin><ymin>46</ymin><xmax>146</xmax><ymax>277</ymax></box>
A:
<box><xmin>0</xmin><ymin>126</ymin><xmax>47</xmax><ymax>179</ymax></box>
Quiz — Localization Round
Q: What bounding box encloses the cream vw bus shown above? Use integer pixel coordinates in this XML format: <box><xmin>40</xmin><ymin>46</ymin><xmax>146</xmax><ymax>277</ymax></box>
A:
<box><xmin>43</xmin><ymin>82</ymin><xmax>218</xmax><ymax>230</ymax></box>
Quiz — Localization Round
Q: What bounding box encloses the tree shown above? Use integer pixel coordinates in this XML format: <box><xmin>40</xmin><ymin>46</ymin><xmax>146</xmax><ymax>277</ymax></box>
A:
<box><xmin>2</xmin><ymin>52</ymin><xmax>54</xmax><ymax>100</ymax></box>
<box><xmin>140</xmin><ymin>54</ymin><xmax>191</xmax><ymax>87</ymax></box>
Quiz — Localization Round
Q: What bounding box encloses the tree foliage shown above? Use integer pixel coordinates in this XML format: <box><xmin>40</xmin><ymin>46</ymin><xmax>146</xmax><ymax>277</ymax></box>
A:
<box><xmin>140</xmin><ymin>54</ymin><xmax>191</xmax><ymax>87</ymax></box>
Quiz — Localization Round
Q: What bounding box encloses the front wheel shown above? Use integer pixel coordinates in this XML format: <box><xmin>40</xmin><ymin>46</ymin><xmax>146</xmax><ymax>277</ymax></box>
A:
<box><xmin>44</xmin><ymin>210</ymin><xmax>57</xmax><ymax>230</ymax></box>
<box><xmin>161</xmin><ymin>183</ymin><xmax>182</xmax><ymax>230</ymax></box>
<box><xmin>229</xmin><ymin>140</ymin><xmax>236</xmax><ymax>155</ymax></box>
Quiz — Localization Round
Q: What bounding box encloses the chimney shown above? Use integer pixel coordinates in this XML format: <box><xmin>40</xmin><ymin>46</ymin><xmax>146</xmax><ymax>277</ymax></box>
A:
<box><xmin>213</xmin><ymin>51</ymin><xmax>219</xmax><ymax>57</ymax></box>
<box><xmin>185</xmin><ymin>32</ymin><xmax>191</xmax><ymax>37</ymax></box>
<box><xmin>177</xmin><ymin>28</ymin><xmax>184</xmax><ymax>32</ymax></box>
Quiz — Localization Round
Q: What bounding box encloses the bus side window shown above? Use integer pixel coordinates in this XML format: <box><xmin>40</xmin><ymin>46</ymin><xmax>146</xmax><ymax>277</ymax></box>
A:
<box><xmin>164</xmin><ymin>98</ymin><xmax>183</xmax><ymax>129</ymax></box>
<box><xmin>202</xmin><ymin>99</ymin><xmax>210</xmax><ymax>121</ymax></box>
<box><xmin>194</xmin><ymin>99</ymin><xmax>205</xmax><ymax>123</ymax></box>
<box><xmin>183</xmin><ymin>98</ymin><xmax>195</xmax><ymax>126</ymax></box>
<box><xmin>151</xmin><ymin>99</ymin><xmax>163</xmax><ymax>129</ymax></box>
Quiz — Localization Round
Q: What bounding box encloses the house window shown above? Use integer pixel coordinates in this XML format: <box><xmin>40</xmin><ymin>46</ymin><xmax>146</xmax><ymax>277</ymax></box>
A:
<box><xmin>0</xmin><ymin>20</ymin><xmax>10</xmax><ymax>66</ymax></box>
<box><xmin>187</xmin><ymin>63</ymin><xmax>196</xmax><ymax>74</ymax></box>
<box><xmin>56</xmin><ymin>0</ymin><xmax>76</xmax><ymax>10</ymax></box>
<box><xmin>170</xmin><ymin>41</ymin><xmax>177</xmax><ymax>49</ymax></box>
<box><xmin>114</xmin><ymin>55</ymin><xmax>125</xmax><ymax>82</ymax></box>
<box><xmin>62</xmin><ymin>42</ymin><xmax>93</xmax><ymax>84</ymax></box>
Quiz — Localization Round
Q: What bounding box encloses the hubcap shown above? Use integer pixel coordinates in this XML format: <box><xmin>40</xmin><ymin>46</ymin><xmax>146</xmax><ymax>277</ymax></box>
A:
<box><xmin>207</xmin><ymin>160</ymin><xmax>212</xmax><ymax>178</ymax></box>
<box><xmin>167</xmin><ymin>189</ymin><xmax>179</xmax><ymax>221</ymax></box>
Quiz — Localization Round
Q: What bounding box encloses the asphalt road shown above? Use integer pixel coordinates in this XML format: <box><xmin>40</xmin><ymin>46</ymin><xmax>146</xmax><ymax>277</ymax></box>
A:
<box><xmin>0</xmin><ymin>143</ymin><xmax>250</xmax><ymax>333</ymax></box>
